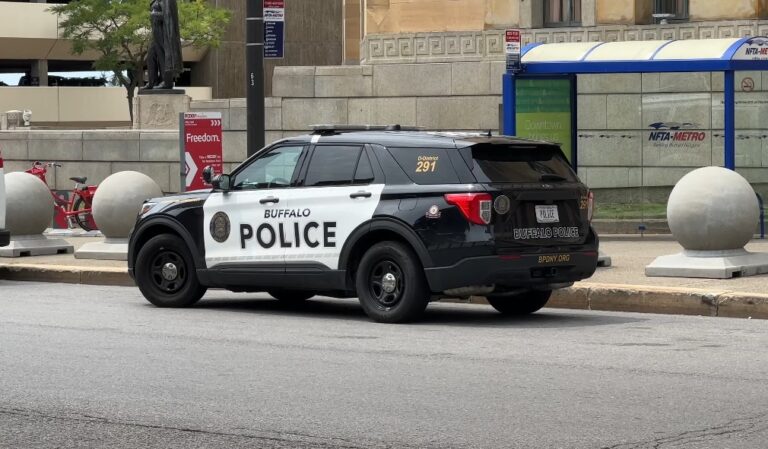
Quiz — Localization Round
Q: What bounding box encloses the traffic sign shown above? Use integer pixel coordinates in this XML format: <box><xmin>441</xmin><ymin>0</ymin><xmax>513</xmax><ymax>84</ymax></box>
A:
<box><xmin>264</xmin><ymin>0</ymin><xmax>285</xmax><ymax>59</ymax></box>
<box><xmin>505</xmin><ymin>29</ymin><xmax>522</xmax><ymax>73</ymax></box>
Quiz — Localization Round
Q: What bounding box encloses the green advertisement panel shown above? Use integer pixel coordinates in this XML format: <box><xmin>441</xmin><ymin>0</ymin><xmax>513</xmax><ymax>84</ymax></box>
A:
<box><xmin>515</xmin><ymin>78</ymin><xmax>574</xmax><ymax>162</ymax></box>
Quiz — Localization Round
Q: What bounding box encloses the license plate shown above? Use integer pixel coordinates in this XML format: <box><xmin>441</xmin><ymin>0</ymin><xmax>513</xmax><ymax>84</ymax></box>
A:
<box><xmin>535</xmin><ymin>205</ymin><xmax>559</xmax><ymax>223</ymax></box>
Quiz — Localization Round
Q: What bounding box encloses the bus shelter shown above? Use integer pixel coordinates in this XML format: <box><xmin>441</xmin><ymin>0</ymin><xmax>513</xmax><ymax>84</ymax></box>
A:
<box><xmin>502</xmin><ymin>37</ymin><xmax>768</xmax><ymax>170</ymax></box>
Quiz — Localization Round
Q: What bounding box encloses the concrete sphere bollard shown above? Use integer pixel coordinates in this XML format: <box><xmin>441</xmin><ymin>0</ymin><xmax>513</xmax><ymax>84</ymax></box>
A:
<box><xmin>667</xmin><ymin>166</ymin><xmax>758</xmax><ymax>251</ymax></box>
<box><xmin>4</xmin><ymin>172</ymin><xmax>53</xmax><ymax>235</ymax></box>
<box><xmin>92</xmin><ymin>171</ymin><xmax>162</xmax><ymax>238</ymax></box>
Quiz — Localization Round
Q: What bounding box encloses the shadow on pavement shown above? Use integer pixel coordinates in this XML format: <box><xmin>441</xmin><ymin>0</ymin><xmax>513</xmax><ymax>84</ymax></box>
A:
<box><xmin>191</xmin><ymin>295</ymin><xmax>647</xmax><ymax>328</ymax></box>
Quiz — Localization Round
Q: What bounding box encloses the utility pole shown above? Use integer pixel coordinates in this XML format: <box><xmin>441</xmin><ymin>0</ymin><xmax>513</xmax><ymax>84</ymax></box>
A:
<box><xmin>246</xmin><ymin>0</ymin><xmax>265</xmax><ymax>157</ymax></box>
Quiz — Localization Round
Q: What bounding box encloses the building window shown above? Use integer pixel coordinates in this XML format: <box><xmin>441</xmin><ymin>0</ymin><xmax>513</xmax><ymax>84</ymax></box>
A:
<box><xmin>545</xmin><ymin>0</ymin><xmax>581</xmax><ymax>27</ymax></box>
<box><xmin>654</xmin><ymin>0</ymin><xmax>688</xmax><ymax>22</ymax></box>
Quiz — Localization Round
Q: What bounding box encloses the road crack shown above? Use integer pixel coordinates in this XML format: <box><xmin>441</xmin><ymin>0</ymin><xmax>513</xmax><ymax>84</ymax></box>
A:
<box><xmin>602</xmin><ymin>411</ymin><xmax>768</xmax><ymax>448</ymax></box>
<box><xmin>0</xmin><ymin>406</ymin><xmax>390</xmax><ymax>449</ymax></box>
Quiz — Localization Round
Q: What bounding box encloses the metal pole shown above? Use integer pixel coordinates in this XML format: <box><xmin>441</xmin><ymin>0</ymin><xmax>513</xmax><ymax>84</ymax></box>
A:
<box><xmin>246</xmin><ymin>0</ymin><xmax>265</xmax><ymax>157</ymax></box>
<box><xmin>502</xmin><ymin>73</ymin><xmax>516</xmax><ymax>136</ymax></box>
<box><xmin>724</xmin><ymin>70</ymin><xmax>736</xmax><ymax>170</ymax></box>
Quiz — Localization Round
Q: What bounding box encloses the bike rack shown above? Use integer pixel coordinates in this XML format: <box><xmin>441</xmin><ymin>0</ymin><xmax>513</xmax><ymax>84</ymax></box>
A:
<box><xmin>758</xmin><ymin>193</ymin><xmax>765</xmax><ymax>239</ymax></box>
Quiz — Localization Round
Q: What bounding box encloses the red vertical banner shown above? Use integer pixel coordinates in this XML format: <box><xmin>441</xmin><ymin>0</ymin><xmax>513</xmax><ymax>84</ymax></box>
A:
<box><xmin>182</xmin><ymin>112</ymin><xmax>224</xmax><ymax>191</ymax></box>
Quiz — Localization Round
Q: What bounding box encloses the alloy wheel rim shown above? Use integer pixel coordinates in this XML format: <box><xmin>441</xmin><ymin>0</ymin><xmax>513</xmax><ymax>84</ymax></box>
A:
<box><xmin>150</xmin><ymin>250</ymin><xmax>187</xmax><ymax>294</ymax></box>
<box><xmin>369</xmin><ymin>259</ymin><xmax>404</xmax><ymax>309</ymax></box>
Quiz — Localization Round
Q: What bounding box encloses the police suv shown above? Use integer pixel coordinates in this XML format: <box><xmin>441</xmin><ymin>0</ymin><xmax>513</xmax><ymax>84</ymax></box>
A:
<box><xmin>128</xmin><ymin>125</ymin><xmax>599</xmax><ymax>323</ymax></box>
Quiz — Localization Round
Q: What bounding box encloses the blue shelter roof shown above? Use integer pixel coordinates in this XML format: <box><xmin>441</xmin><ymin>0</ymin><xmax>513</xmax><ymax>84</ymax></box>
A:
<box><xmin>520</xmin><ymin>37</ymin><xmax>768</xmax><ymax>73</ymax></box>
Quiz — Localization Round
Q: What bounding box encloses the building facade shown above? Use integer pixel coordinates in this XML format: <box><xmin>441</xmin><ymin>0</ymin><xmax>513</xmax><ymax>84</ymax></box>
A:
<box><xmin>0</xmin><ymin>0</ymin><xmax>344</xmax><ymax>95</ymax></box>
<box><xmin>341</xmin><ymin>0</ymin><xmax>768</xmax><ymax>64</ymax></box>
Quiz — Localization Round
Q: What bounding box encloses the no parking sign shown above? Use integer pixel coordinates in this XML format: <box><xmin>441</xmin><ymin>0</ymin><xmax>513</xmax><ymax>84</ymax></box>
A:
<box><xmin>180</xmin><ymin>112</ymin><xmax>223</xmax><ymax>191</ymax></box>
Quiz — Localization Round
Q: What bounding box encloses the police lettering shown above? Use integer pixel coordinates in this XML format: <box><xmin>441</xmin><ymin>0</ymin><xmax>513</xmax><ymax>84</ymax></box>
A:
<box><xmin>240</xmin><ymin>222</ymin><xmax>336</xmax><ymax>249</ymax></box>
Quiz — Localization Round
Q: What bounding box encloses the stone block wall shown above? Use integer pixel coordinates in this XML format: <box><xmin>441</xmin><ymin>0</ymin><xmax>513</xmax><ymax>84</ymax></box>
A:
<box><xmin>4</xmin><ymin>61</ymin><xmax>768</xmax><ymax>207</ymax></box>
<box><xmin>271</xmin><ymin>63</ymin><xmax>504</xmax><ymax>132</ymax></box>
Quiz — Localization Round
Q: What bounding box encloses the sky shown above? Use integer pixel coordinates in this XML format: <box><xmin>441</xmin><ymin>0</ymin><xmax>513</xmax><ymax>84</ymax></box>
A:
<box><xmin>0</xmin><ymin>71</ymin><xmax>112</xmax><ymax>86</ymax></box>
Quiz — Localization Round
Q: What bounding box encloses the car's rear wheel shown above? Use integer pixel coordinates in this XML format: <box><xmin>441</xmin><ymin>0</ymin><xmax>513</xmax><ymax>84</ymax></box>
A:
<box><xmin>269</xmin><ymin>290</ymin><xmax>315</xmax><ymax>302</ymax></box>
<box><xmin>135</xmin><ymin>234</ymin><xmax>207</xmax><ymax>308</ymax></box>
<box><xmin>486</xmin><ymin>290</ymin><xmax>552</xmax><ymax>315</ymax></box>
<box><xmin>356</xmin><ymin>241</ymin><xmax>430</xmax><ymax>323</ymax></box>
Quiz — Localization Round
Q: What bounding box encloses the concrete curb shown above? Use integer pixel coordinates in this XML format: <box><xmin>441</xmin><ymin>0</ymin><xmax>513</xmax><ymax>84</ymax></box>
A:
<box><xmin>549</xmin><ymin>283</ymin><xmax>768</xmax><ymax>320</ymax></box>
<box><xmin>0</xmin><ymin>264</ymin><xmax>134</xmax><ymax>287</ymax></box>
<box><xmin>2</xmin><ymin>264</ymin><xmax>767</xmax><ymax>320</ymax></box>
<box><xmin>467</xmin><ymin>283</ymin><xmax>768</xmax><ymax>320</ymax></box>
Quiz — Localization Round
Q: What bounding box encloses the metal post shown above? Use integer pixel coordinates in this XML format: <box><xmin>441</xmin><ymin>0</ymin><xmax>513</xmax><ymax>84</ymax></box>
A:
<box><xmin>724</xmin><ymin>70</ymin><xmax>736</xmax><ymax>170</ymax></box>
<box><xmin>246</xmin><ymin>0</ymin><xmax>265</xmax><ymax>157</ymax></box>
<box><xmin>502</xmin><ymin>73</ymin><xmax>516</xmax><ymax>136</ymax></box>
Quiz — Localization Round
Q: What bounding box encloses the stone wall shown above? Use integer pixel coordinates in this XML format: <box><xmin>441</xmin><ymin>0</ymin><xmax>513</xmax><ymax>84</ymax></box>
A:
<box><xmin>4</xmin><ymin>61</ymin><xmax>768</xmax><ymax>204</ymax></box>
<box><xmin>362</xmin><ymin>20</ymin><xmax>768</xmax><ymax>64</ymax></box>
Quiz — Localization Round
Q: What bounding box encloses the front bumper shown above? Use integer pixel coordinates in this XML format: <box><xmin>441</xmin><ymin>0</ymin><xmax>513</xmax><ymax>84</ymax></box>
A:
<box><xmin>0</xmin><ymin>229</ymin><xmax>9</xmax><ymax>247</ymax></box>
<box><xmin>424</xmin><ymin>249</ymin><xmax>599</xmax><ymax>292</ymax></box>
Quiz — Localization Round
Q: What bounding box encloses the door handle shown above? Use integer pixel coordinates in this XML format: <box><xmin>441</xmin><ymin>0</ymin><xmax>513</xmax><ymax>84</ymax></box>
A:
<box><xmin>350</xmin><ymin>191</ymin><xmax>372</xmax><ymax>199</ymax></box>
<box><xmin>259</xmin><ymin>196</ymin><xmax>280</xmax><ymax>204</ymax></box>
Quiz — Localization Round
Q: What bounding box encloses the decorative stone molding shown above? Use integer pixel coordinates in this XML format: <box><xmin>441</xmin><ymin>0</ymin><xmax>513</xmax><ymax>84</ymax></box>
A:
<box><xmin>362</xmin><ymin>20</ymin><xmax>768</xmax><ymax>64</ymax></box>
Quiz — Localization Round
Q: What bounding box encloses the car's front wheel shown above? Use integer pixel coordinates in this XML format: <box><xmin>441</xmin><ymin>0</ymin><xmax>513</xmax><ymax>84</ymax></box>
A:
<box><xmin>135</xmin><ymin>234</ymin><xmax>207</xmax><ymax>308</ymax></box>
<box><xmin>356</xmin><ymin>241</ymin><xmax>430</xmax><ymax>323</ymax></box>
<box><xmin>486</xmin><ymin>290</ymin><xmax>552</xmax><ymax>315</ymax></box>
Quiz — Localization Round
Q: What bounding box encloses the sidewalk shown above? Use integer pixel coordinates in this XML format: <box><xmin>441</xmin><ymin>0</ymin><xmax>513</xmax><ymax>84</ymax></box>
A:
<box><xmin>1</xmin><ymin>235</ymin><xmax>767</xmax><ymax>319</ymax></box>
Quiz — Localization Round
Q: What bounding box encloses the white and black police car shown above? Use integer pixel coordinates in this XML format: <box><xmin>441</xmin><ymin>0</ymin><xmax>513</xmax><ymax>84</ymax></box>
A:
<box><xmin>128</xmin><ymin>125</ymin><xmax>599</xmax><ymax>323</ymax></box>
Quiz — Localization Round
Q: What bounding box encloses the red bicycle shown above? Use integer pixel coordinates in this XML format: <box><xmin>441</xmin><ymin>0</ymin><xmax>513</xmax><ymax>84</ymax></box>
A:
<box><xmin>25</xmin><ymin>161</ymin><xmax>98</xmax><ymax>231</ymax></box>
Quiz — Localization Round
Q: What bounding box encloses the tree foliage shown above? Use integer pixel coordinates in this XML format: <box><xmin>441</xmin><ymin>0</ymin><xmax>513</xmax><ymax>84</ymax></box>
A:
<box><xmin>49</xmin><ymin>0</ymin><xmax>230</xmax><ymax>121</ymax></box>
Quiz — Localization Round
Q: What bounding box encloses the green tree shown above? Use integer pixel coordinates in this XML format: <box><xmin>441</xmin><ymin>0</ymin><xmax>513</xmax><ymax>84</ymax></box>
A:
<box><xmin>50</xmin><ymin>0</ymin><xmax>230</xmax><ymax>122</ymax></box>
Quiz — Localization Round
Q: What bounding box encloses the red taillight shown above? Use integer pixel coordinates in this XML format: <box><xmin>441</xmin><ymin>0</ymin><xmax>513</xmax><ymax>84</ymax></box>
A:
<box><xmin>0</xmin><ymin>149</ymin><xmax>4</xmax><ymax>169</ymax></box>
<box><xmin>587</xmin><ymin>191</ymin><xmax>594</xmax><ymax>222</ymax></box>
<box><xmin>444</xmin><ymin>193</ymin><xmax>493</xmax><ymax>225</ymax></box>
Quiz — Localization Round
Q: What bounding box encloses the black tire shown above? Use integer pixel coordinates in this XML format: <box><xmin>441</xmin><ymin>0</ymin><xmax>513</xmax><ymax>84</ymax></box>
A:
<box><xmin>269</xmin><ymin>290</ymin><xmax>315</xmax><ymax>302</ymax></box>
<box><xmin>135</xmin><ymin>234</ymin><xmax>207</xmax><ymax>308</ymax></box>
<box><xmin>356</xmin><ymin>241</ymin><xmax>430</xmax><ymax>323</ymax></box>
<box><xmin>72</xmin><ymin>197</ymin><xmax>96</xmax><ymax>232</ymax></box>
<box><xmin>486</xmin><ymin>290</ymin><xmax>552</xmax><ymax>316</ymax></box>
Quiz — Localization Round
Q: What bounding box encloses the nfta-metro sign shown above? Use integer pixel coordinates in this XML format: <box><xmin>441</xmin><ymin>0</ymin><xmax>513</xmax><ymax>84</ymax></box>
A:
<box><xmin>180</xmin><ymin>112</ymin><xmax>223</xmax><ymax>191</ymax></box>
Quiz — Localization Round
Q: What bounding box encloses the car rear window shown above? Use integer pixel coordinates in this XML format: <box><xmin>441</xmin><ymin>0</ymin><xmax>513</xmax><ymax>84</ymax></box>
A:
<box><xmin>387</xmin><ymin>148</ymin><xmax>460</xmax><ymax>185</ymax></box>
<box><xmin>467</xmin><ymin>144</ymin><xmax>578</xmax><ymax>183</ymax></box>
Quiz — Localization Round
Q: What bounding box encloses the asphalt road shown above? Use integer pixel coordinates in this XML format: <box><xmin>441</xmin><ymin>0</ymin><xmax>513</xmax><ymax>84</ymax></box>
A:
<box><xmin>2</xmin><ymin>281</ymin><xmax>768</xmax><ymax>449</ymax></box>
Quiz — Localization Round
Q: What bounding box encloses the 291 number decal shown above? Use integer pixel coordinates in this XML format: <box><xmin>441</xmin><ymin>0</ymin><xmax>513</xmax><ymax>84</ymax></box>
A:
<box><xmin>416</xmin><ymin>156</ymin><xmax>438</xmax><ymax>173</ymax></box>
<box><xmin>416</xmin><ymin>161</ymin><xmax>437</xmax><ymax>172</ymax></box>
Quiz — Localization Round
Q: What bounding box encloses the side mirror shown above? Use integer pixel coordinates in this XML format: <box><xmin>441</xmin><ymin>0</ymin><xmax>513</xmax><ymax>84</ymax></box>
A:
<box><xmin>202</xmin><ymin>165</ymin><xmax>214</xmax><ymax>184</ymax></box>
<box><xmin>212</xmin><ymin>174</ymin><xmax>232</xmax><ymax>191</ymax></box>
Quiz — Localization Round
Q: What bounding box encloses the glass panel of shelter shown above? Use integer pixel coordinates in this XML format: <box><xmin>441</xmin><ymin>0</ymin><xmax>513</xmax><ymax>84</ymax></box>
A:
<box><xmin>575</xmin><ymin>72</ymin><xmax>716</xmax><ymax>232</ymax></box>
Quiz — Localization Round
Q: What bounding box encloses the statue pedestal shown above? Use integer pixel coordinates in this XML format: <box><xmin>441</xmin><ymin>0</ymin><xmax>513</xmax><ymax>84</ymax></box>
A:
<box><xmin>133</xmin><ymin>91</ymin><xmax>190</xmax><ymax>129</ymax></box>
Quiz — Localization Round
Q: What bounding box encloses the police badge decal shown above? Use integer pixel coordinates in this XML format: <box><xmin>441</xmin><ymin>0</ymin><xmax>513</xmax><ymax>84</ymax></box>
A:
<box><xmin>210</xmin><ymin>212</ymin><xmax>230</xmax><ymax>243</ymax></box>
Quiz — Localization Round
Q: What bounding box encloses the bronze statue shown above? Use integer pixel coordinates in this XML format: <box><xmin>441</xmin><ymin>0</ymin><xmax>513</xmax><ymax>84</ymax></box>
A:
<box><xmin>144</xmin><ymin>0</ymin><xmax>183</xmax><ymax>90</ymax></box>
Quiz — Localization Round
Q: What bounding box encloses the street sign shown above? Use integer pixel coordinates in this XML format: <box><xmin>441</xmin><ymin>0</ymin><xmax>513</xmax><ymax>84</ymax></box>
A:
<box><xmin>264</xmin><ymin>0</ymin><xmax>285</xmax><ymax>59</ymax></box>
<box><xmin>505</xmin><ymin>29</ymin><xmax>522</xmax><ymax>73</ymax></box>
<box><xmin>180</xmin><ymin>112</ymin><xmax>223</xmax><ymax>191</ymax></box>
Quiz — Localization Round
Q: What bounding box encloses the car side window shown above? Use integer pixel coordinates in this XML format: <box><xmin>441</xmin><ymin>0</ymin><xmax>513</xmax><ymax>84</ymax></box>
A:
<box><xmin>304</xmin><ymin>146</ymin><xmax>363</xmax><ymax>187</ymax></box>
<box><xmin>353</xmin><ymin>150</ymin><xmax>375</xmax><ymax>184</ymax></box>
<box><xmin>233</xmin><ymin>146</ymin><xmax>304</xmax><ymax>190</ymax></box>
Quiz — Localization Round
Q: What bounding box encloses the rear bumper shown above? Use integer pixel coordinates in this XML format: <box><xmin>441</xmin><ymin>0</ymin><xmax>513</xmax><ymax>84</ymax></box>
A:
<box><xmin>0</xmin><ymin>229</ymin><xmax>9</xmax><ymax>247</ymax></box>
<box><xmin>424</xmin><ymin>249</ymin><xmax>599</xmax><ymax>292</ymax></box>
